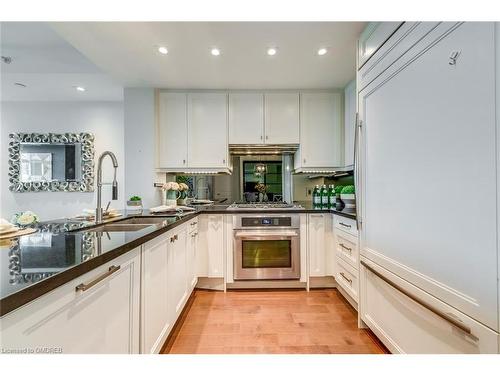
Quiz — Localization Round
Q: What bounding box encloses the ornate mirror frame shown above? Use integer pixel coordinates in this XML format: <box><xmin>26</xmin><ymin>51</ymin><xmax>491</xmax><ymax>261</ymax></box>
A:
<box><xmin>8</xmin><ymin>132</ymin><xmax>95</xmax><ymax>193</ymax></box>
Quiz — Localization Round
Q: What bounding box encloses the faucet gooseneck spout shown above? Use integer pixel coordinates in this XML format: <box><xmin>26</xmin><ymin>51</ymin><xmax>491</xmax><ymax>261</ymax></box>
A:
<box><xmin>96</xmin><ymin>151</ymin><xmax>119</xmax><ymax>224</ymax></box>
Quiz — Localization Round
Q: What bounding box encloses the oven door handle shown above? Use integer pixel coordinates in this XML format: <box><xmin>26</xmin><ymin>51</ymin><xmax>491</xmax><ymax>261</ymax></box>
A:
<box><xmin>234</xmin><ymin>231</ymin><xmax>299</xmax><ymax>238</ymax></box>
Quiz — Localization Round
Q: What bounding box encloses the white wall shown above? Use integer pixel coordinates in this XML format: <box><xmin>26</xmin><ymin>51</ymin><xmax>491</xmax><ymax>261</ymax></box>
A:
<box><xmin>0</xmin><ymin>101</ymin><xmax>124</xmax><ymax>221</ymax></box>
<box><xmin>124</xmin><ymin>88</ymin><xmax>165</xmax><ymax>209</ymax></box>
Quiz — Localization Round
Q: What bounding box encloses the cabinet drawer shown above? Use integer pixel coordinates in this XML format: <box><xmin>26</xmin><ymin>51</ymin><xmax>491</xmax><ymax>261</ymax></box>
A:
<box><xmin>360</xmin><ymin>260</ymin><xmax>499</xmax><ymax>353</ymax></box>
<box><xmin>0</xmin><ymin>248</ymin><xmax>141</xmax><ymax>354</ymax></box>
<box><xmin>334</xmin><ymin>216</ymin><xmax>358</xmax><ymax>236</ymax></box>
<box><xmin>187</xmin><ymin>218</ymin><xmax>198</xmax><ymax>234</ymax></box>
<box><xmin>335</xmin><ymin>257</ymin><xmax>358</xmax><ymax>303</ymax></box>
<box><xmin>335</xmin><ymin>231</ymin><xmax>358</xmax><ymax>269</ymax></box>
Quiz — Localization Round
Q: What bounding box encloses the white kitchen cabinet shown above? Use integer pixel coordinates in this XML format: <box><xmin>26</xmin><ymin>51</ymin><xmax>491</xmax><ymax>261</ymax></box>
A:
<box><xmin>167</xmin><ymin>225</ymin><xmax>188</xmax><ymax>320</ymax></box>
<box><xmin>295</xmin><ymin>92</ymin><xmax>342</xmax><ymax>171</ymax></box>
<box><xmin>308</xmin><ymin>213</ymin><xmax>328</xmax><ymax>277</ymax></box>
<box><xmin>187</xmin><ymin>93</ymin><xmax>229</xmax><ymax>168</ymax></box>
<box><xmin>359</xmin><ymin>22</ymin><xmax>498</xmax><ymax>329</ymax></box>
<box><xmin>141</xmin><ymin>233</ymin><xmax>171</xmax><ymax>354</ymax></box>
<box><xmin>360</xmin><ymin>260</ymin><xmax>499</xmax><ymax>353</ymax></box>
<box><xmin>0</xmin><ymin>248</ymin><xmax>141</xmax><ymax>354</ymax></box>
<box><xmin>186</xmin><ymin>219</ymin><xmax>199</xmax><ymax>291</ymax></box>
<box><xmin>343</xmin><ymin>81</ymin><xmax>356</xmax><ymax>167</ymax></box>
<box><xmin>264</xmin><ymin>93</ymin><xmax>300</xmax><ymax>144</ymax></box>
<box><xmin>229</xmin><ymin>93</ymin><xmax>264</xmax><ymax>144</ymax></box>
<box><xmin>357</xmin><ymin>22</ymin><xmax>403</xmax><ymax>69</ymax></box>
<box><xmin>206</xmin><ymin>214</ymin><xmax>224</xmax><ymax>277</ymax></box>
<box><xmin>198</xmin><ymin>214</ymin><xmax>225</xmax><ymax>278</ymax></box>
<box><xmin>158</xmin><ymin>92</ymin><xmax>188</xmax><ymax>169</ymax></box>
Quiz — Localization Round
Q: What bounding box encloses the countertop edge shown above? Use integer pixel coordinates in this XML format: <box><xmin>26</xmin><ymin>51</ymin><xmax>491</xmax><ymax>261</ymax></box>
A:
<box><xmin>0</xmin><ymin>209</ymin><xmax>355</xmax><ymax>317</ymax></box>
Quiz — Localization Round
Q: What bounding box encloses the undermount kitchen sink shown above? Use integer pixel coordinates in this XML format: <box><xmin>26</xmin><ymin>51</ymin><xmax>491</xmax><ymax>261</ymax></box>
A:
<box><xmin>78</xmin><ymin>217</ymin><xmax>171</xmax><ymax>233</ymax></box>
<box><xmin>82</xmin><ymin>223</ymin><xmax>155</xmax><ymax>232</ymax></box>
<box><xmin>115</xmin><ymin>217</ymin><xmax>170</xmax><ymax>225</ymax></box>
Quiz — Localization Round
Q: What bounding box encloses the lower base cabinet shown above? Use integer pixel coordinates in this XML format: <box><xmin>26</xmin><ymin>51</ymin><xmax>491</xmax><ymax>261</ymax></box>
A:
<box><xmin>360</xmin><ymin>260</ymin><xmax>499</xmax><ymax>354</ymax></box>
<box><xmin>168</xmin><ymin>226</ymin><xmax>188</xmax><ymax>322</ymax></box>
<box><xmin>0</xmin><ymin>248</ymin><xmax>141</xmax><ymax>354</ymax></box>
<box><xmin>141</xmin><ymin>220</ymin><xmax>196</xmax><ymax>354</ymax></box>
<box><xmin>141</xmin><ymin>232</ymin><xmax>172</xmax><ymax>354</ymax></box>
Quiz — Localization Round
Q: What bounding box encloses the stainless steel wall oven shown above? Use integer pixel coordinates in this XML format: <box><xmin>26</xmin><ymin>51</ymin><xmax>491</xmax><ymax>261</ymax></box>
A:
<box><xmin>233</xmin><ymin>214</ymin><xmax>300</xmax><ymax>280</ymax></box>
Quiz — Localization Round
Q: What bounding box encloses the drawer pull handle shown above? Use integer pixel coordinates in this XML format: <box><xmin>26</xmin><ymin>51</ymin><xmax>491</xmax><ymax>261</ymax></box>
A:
<box><xmin>339</xmin><ymin>222</ymin><xmax>352</xmax><ymax>228</ymax></box>
<box><xmin>190</xmin><ymin>222</ymin><xmax>197</xmax><ymax>226</ymax></box>
<box><xmin>75</xmin><ymin>265</ymin><xmax>121</xmax><ymax>292</ymax></box>
<box><xmin>360</xmin><ymin>260</ymin><xmax>478</xmax><ymax>341</ymax></box>
<box><xmin>339</xmin><ymin>243</ymin><xmax>352</xmax><ymax>253</ymax></box>
<box><xmin>170</xmin><ymin>234</ymin><xmax>178</xmax><ymax>242</ymax></box>
<box><xmin>191</xmin><ymin>232</ymin><xmax>198</xmax><ymax>238</ymax></box>
<box><xmin>339</xmin><ymin>272</ymin><xmax>353</xmax><ymax>284</ymax></box>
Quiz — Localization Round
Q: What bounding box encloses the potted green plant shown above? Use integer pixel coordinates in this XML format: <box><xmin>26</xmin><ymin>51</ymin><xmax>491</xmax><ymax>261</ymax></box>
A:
<box><xmin>126</xmin><ymin>195</ymin><xmax>143</xmax><ymax>212</ymax></box>
<box><xmin>340</xmin><ymin>185</ymin><xmax>356</xmax><ymax>213</ymax></box>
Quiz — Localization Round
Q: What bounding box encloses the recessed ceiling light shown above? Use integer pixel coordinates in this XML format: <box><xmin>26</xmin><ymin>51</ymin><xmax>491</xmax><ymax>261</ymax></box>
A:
<box><xmin>267</xmin><ymin>47</ymin><xmax>277</xmax><ymax>56</ymax></box>
<box><xmin>317</xmin><ymin>48</ymin><xmax>328</xmax><ymax>56</ymax></box>
<box><xmin>158</xmin><ymin>46</ymin><xmax>168</xmax><ymax>55</ymax></box>
<box><xmin>211</xmin><ymin>48</ymin><xmax>221</xmax><ymax>56</ymax></box>
<box><xmin>75</xmin><ymin>86</ymin><xmax>86</xmax><ymax>92</ymax></box>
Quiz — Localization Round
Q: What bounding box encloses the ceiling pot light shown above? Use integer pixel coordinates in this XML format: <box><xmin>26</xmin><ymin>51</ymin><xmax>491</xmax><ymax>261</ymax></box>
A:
<box><xmin>75</xmin><ymin>86</ymin><xmax>86</xmax><ymax>92</ymax></box>
<box><xmin>158</xmin><ymin>46</ymin><xmax>168</xmax><ymax>55</ymax></box>
<box><xmin>211</xmin><ymin>48</ymin><xmax>221</xmax><ymax>56</ymax></box>
<box><xmin>317</xmin><ymin>48</ymin><xmax>328</xmax><ymax>56</ymax></box>
<box><xmin>267</xmin><ymin>47</ymin><xmax>277</xmax><ymax>56</ymax></box>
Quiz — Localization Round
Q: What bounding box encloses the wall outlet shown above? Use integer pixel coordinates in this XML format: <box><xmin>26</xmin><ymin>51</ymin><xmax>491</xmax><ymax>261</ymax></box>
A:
<box><xmin>306</xmin><ymin>188</ymin><xmax>312</xmax><ymax>196</ymax></box>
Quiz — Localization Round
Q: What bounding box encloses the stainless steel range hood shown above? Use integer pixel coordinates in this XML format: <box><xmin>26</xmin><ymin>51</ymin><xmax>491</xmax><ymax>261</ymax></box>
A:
<box><xmin>229</xmin><ymin>144</ymin><xmax>299</xmax><ymax>155</ymax></box>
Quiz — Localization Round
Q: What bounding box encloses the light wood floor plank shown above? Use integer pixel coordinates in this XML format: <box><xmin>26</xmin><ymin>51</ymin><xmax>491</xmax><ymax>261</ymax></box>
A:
<box><xmin>162</xmin><ymin>289</ymin><xmax>388</xmax><ymax>354</ymax></box>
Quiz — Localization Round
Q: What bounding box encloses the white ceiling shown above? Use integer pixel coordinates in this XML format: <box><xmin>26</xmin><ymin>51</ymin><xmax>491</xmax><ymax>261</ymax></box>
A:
<box><xmin>0</xmin><ymin>22</ymin><xmax>124</xmax><ymax>101</ymax></box>
<box><xmin>51</xmin><ymin>22</ymin><xmax>366</xmax><ymax>89</ymax></box>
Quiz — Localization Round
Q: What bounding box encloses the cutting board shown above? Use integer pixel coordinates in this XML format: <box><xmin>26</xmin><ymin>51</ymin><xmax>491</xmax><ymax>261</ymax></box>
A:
<box><xmin>0</xmin><ymin>227</ymin><xmax>37</xmax><ymax>240</ymax></box>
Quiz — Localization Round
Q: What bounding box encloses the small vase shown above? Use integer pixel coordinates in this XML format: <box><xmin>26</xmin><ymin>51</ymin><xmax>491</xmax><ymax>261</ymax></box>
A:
<box><xmin>177</xmin><ymin>198</ymin><xmax>187</xmax><ymax>206</ymax></box>
<box><xmin>165</xmin><ymin>190</ymin><xmax>180</xmax><ymax>207</ymax></box>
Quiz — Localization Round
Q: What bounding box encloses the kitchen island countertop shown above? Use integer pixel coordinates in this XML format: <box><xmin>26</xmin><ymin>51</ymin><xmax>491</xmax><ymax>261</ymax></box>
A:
<box><xmin>0</xmin><ymin>204</ymin><xmax>356</xmax><ymax>317</ymax></box>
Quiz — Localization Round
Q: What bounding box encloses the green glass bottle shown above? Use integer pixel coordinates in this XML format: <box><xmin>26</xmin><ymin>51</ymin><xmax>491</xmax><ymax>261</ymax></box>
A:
<box><xmin>328</xmin><ymin>184</ymin><xmax>335</xmax><ymax>209</ymax></box>
<box><xmin>321</xmin><ymin>184</ymin><xmax>329</xmax><ymax>209</ymax></box>
<box><xmin>312</xmin><ymin>185</ymin><xmax>321</xmax><ymax>209</ymax></box>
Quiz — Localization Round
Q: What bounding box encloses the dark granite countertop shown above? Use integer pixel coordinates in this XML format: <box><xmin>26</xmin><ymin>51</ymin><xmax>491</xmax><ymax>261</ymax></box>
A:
<box><xmin>0</xmin><ymin>204</ymin><xmax>355</xmax><ymax>317</ymax></box>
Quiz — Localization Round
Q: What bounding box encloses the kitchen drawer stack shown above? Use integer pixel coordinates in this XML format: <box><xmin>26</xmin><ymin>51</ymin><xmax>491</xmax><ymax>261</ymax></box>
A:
<box><xmin>334</xmin><ymin>216</ymin><xmax>359</xmax><ymax>309</ymax></box>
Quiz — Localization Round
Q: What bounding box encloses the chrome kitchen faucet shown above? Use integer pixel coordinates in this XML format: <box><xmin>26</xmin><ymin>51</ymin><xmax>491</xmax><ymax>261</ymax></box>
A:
<box><xmin>95</xmin><ymin>151</ymin><xmax>118</xmax><ymax>224</ymax></box>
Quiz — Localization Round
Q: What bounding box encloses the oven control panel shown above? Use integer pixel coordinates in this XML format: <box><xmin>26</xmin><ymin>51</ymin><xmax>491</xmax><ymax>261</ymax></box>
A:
<box><xmin>241</xmin><ymin>217</ymin><xmax>292</xmax><ymax>227</ymax></box>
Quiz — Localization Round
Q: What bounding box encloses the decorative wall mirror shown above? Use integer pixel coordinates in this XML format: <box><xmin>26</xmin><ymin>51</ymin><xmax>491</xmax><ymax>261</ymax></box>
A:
<box><xmin>8</xmin><ymin>133</ymin><xmax>95</xmax><ymax>192</ymax></box>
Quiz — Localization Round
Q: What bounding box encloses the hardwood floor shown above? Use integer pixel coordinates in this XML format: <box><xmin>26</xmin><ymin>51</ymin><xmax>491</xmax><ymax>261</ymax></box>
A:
<box><xmin>162</xmin><ymin>289</ymin><xmax>389</xmax><ymax>354</ymax></box>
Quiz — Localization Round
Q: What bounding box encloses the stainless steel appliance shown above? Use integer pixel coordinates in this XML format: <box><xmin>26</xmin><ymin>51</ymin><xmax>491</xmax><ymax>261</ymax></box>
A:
<box><xmin>233</xmin><ymin>214</ymin><xmax>300</xmax><ymax>280</ymax></box>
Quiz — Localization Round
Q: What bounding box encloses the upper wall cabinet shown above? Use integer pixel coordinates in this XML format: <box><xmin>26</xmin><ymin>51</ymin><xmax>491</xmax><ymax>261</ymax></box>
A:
<box><xmin>264</xmin><ymin>93</ymin><xmax>300</xmax><ymax>144</ymax></box>
<box><xmin>294</xmin><ymin>92</ymin><xmax>342</xmax><ymax>172</ymax></box>
<box><xmin>158</xmin><ymin>92</ymin><xmax>188</xmax><ymax>169</ymax></box>
<box><xmin>228</xmin><ymin>92</ymin><xmax>300</xmax><ymax>145</ymax></box>
<box><xmin>229</xmin><ymin>93</ymin><xmax>264</xmax><ymax>144</ymax></box>
<box><xmin>157</xmin><ymin>92</ymin><xmax>231</xmax><ymax>173</ymax></box>
<box><xmin>358</xmin><ymin>22</ymin><xmax>403</xmax><ymax>69</ymax></box>
<box><xmin>187</xmin><ymin>93</ymin><xmax>229</xmax><ymax>168</ymax></box>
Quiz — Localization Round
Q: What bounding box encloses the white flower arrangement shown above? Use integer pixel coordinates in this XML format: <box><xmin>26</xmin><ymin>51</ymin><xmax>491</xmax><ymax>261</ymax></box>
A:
<box><xmin>161</xmin><ymin>182</ymin><xmax>180</xmax><ymax>191</ymax></box>
<box><xmin>11</xmin><ymin>211</ymin><xmax>39</xmax><ymax>227</ymax></box>
<box><xmin>178</xmin><ymin>183</ymin><xmax>189</xmax><ymax>191</ymax></box>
